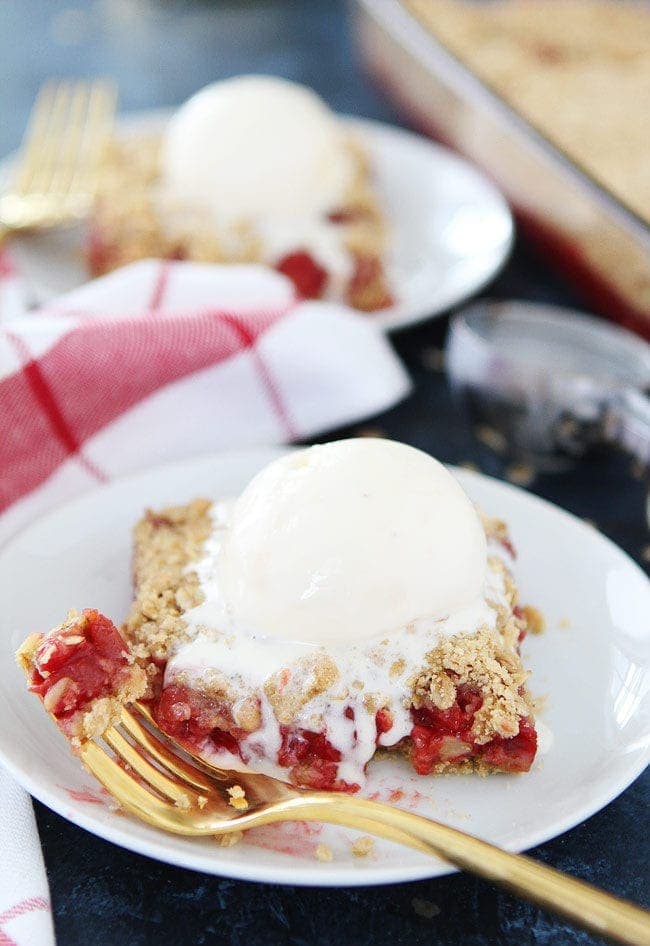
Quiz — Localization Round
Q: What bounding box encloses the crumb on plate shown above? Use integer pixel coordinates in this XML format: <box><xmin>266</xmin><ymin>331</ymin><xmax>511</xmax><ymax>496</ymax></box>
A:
<box><xmin>218</xmin><ymin>830</ymin><xmax>244</xmax><ymax>847</ymax></box>
<box><xmin>351</xmin><ymin>836</ymin><xmax>375</xmax><ymax>857</ymax></box>
<box><xmin>521</xmin><ymin>604</ymin><xmax>545</xmax><ymax>634</ymax></box>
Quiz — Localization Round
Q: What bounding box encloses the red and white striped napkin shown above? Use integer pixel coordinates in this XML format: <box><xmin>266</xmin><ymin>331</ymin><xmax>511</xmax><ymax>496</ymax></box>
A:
<box><xmin>0</xmin><ymin>776</ymin><xmax>54</xmax><ymax>946</ymax></box>
<box><xmin>1</xmin><ymin>257</ymin><xmax>411</xmax><ymax>541</ymax></box>
<box><xmin>0</xmin><ymin>254</ymin><xmax>411</xmax><ymax>945</ymax></box>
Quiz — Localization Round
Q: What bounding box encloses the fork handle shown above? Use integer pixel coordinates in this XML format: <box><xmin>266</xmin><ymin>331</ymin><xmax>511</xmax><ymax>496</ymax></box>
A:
<box><xmin>274</xmin><ymin>794</ymin><xmax>650</xmax><ymax>945</ymax></box>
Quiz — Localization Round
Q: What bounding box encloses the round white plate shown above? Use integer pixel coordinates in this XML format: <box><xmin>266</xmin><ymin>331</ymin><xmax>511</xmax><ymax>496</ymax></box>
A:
<box><xmin>1</xmin><ymin>112</ymin><xmax>514</xmax><ymax>331</ymax></box>
<box><xmin>0</xmin><ymin>449</ymin><xmax>647</xmax><ymax>886</ymax></box>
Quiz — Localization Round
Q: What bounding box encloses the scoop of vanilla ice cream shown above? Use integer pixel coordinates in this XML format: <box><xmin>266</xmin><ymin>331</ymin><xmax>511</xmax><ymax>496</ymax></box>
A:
<box><xmin>215</xmin><ymin>439</ymin><xmax>487</xmax><ymax>644</ymax></box>
<box><xmin>160</xmin><ymin>75</ymin><xmax>355</xmax><ymax>222</ymax></box>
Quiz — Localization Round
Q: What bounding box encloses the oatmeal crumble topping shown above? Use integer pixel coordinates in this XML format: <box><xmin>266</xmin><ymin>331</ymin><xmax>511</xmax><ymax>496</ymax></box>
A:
<box><xmin>411</xmin><ymin>627</ymin><xmax>530</xmax><ymax>742</ymax></box>
<box><xmin>315</xmin><ymin>843</ymin><xmax>334</xmax><ymax>862</ymax></box>
<box><xmin>124</xmin><ymin>499</ymin><xmax>212</xmax><ymax>663</ymax></box>
<box><xmin>16</xmin><ymin>633</ymin><xmax>42</xmax><ymax>675</ymax></box>
<box><xmin>265</xmin><ymin>653</ymin><xmax>340</xmax><ymax>725</ymax></box>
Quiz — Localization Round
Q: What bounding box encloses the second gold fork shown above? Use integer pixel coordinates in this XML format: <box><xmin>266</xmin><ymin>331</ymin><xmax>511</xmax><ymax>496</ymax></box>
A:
<box><xmin>0</xmin><ymin>79</ymin><xmax>116</xmax><ymax>241</ymax></box>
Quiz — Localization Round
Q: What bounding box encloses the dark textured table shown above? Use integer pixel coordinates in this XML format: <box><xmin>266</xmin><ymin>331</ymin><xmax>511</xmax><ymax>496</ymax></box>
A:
<box><xmin>2</xmin><ymin>1</ymin><xmax>648</xmax><ymax>944</ymax></box>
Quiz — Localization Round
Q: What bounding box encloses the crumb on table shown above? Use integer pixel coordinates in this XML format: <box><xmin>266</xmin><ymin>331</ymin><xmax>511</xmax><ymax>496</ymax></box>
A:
<box><xmin>505</xmin><ymin>462</ymin><xmax>536</xmax><ymax>488</ymax></box>
<box><xmin>411</xmin><ymin>897</ymin><xmax>441</xmax><ymax>919</ymax></box>
<box><xmin>420</xmin><ymin>346</ymin><xmax>445</xmax><ymax>372</ymax></box>
<box><xmin>475</xmin><ymin>424</ymin><xmax>507</xmax><ymax>454</ymax></box>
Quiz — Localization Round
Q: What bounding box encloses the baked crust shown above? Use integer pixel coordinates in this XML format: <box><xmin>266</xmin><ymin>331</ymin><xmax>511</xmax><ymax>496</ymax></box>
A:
<box><xmin>125</xmin><ymin>499</ymin><xmax>212</xmax><ymax>663</ymax></box>
<box><xmin>404</xmin><ymin>0</ymin><xmax>650</xmax><ymax>224</ymax></box>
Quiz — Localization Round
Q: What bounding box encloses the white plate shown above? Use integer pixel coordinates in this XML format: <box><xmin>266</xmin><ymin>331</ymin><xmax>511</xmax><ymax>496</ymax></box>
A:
<box><xmin>0</xmin><ymin>449</ymin><xmax>647</xmax><ymax>886</ymax></box>
<box><xmin>1</xmin><ymin>112</ymin><xmax>514</xmax><ymax>331</ymax></box>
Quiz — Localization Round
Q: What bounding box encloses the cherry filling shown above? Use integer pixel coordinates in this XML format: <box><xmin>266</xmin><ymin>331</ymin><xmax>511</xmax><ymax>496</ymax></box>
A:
<box><xmin>29</xmin><ymin>610</ymin><xmax>131</xmax><ymax>720</ymax></box>
<box><xmin>278</xmin><ymin>726</ymin><xmax>359</xmax><ymax>793</ymax></box>
<box><xmin>155</xmin><ymin>684</ymin><xmax>246</xmax><ymax>758</ymax></box>
<box><xmin>409</xmin><ymin>685</ymin><xmax>536</xmax><ymax>775</ymax></box>
<box><xmin>153</xmin><ymin>679</ymin><xmax>536</xmax><ymax>791</ymax></box>
<box><xmin>479</xmin><ymin>719</ymin><xmax>538</xmax><ymax>772</ymax></box>
<box><xmin>375</xmin><ymin>707</ymin><xmax>394</xmax><ymax>738</ymax></box>
<box><xmin>275</xmin><ymin>251</ymin><xmax>328</xmax><ymax>299</ymax></box>
<box><xmin>156</xmin><ymin>683</ymin><xmax>360</xmax><ymax>791</ymax></box>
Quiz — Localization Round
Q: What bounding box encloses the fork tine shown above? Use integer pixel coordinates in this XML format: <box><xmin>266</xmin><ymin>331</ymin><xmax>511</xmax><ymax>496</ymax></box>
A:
<box><xmin>86</xmin><ymin>80</ymin><xmax>117</xmax><ymax>157</ymax></box>
<box><xmin>4</xmin><ymin>79</ymin><xmax>117</xmax><ymax>232</ymax></box>
<box><xmin>102</xmin><ymin>725</ymin><xmax>201</xmax><ymax>807</ymax></box>
<box><xmin>48</xmin><ymin>81</ymin><xmax>91</xmax><ymax>197</ymax></box>
<box><xmin>24</xmin><ymin>81</ymin><xmax>73</xmax><ymax>195</ymax></box>
<box><xmin>75</xmin><ymin>80</ymin><xmax>117</xmax><ymax>194</ymax></box>
<box><xmin>119</xmin><ymin>707</ymin><xmax>216</xmax><ymax>794</ymax></box>
<box><xmin>13</xmin><ymin>82</ymin><xmax>59</xmax><ymax>193</ymax></box>
<box><xmin>80</xmin><ymin>740</ymin><xmax>195</xmax><ymax>831</ymax></box>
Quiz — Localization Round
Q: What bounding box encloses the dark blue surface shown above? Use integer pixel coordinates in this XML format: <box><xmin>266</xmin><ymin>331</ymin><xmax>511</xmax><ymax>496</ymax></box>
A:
<box><xmin>2</xmin><ymin>1</ymin><xmax>648</xmax><ymax>943</ymax></box>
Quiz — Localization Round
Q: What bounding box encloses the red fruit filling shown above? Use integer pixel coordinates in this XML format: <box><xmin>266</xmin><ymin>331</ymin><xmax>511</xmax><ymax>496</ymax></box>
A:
<box><xmin>409</xmin><ymin>684</ymin><xmax>536</xmax><ymax>775</ymax></box>
<box><xmin>155</xmin><ymin>684</ymin><xmax>246</xmax><ymax>758</ymax></box>
<box><xmin>86</xmin><ymin>227</ymin><xmax>117</xmax><ymax>277</ymax></box>
<box><xmin>28</xmin><ymin>610</ymin><xmax>131</xmax><ymax>720</ymax></box>
<box><xmin>375</xmin><ymin>707</ymin><xmax>394</xmax><ymax>738</ymax></box>
<box><xmin>154</xmin><ymin>679</ymin><xmax>536</xmax><ymax>790</ymax></box>
<box><xmin>479</xmin><ymin>719</ymin><xmax>538</xmax><ymax>773</ymax></box>
<box><xmin>278</xmin><ymin>726</ymin><xmax>359</xmax><ymax>792</ymax></box>
<box><xmin>328</xmin><ymin>207</ymin><xmax>365</xmax><ymax>225</ymax></box>
<box><xmin>276</xmin><ymin>251</ymin><xmax>328</xmax><ymax>299</ymax></box>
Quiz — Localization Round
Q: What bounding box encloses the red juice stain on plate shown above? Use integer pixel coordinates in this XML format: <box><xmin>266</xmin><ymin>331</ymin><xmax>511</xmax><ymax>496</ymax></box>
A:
<box><xmin>366</xmin><ymin>784</ymin><xmax>425</xmax><ymax>809</ymax></box>
<box><xmin>61</xmin><ymin>786</ymin><xmax>105</xmax><ymax>805</ymax></box>
<box><xmin>244</xmin><ymin>821</ymin><xmax>323</xmax><ymax>858</ymax></box>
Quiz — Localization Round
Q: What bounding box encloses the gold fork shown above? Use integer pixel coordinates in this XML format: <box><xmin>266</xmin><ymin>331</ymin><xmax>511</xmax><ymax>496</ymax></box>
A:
<box><xmin>79</xmin><ymin>703</ymin><xmax>650</xmax><ymax>946</ymax></box>
<box><xmin>0</xmin><ymin>79</ymin><xmax>116</xmax><ymax>242</ymax></box>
